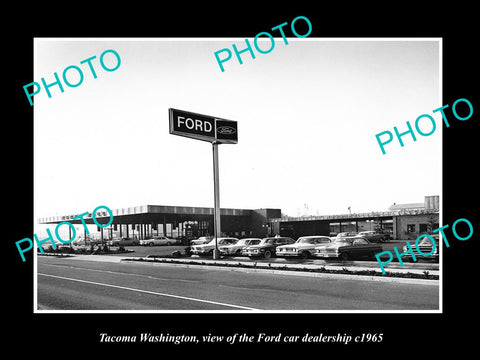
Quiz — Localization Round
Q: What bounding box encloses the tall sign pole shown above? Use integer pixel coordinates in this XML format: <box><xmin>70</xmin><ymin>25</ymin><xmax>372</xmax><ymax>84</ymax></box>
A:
<box><xmin>212</xmin><ymin>141</ymin><xmax>221</xmax><ymax>259</ymax></box>
<box><xmin>168</xmin><ymin>108</ymin><xmax>238</xmax><ymax>259</ymax></box>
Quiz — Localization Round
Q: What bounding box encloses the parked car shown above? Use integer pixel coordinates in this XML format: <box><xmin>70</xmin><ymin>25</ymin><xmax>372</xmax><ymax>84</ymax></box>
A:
<box><xmin>139</xmin><ymin>236</ymin><xmax>178</xmax><ymax>246</ymax></box>
<box><xmin>401</xmin><ymin>233</ymin><xmax>439</xmax><ymax>262</ymax></box>
<box><xmin>190</xmin><ymin>236</ymin><xmax>214</xmax><ymax>245</ymax></box>
<box><xmin>190</xmin><ymin>237</ymin><xmax>238</xmax><ymax>256</ymax></box>
<box><xmin>314</xmin><ymin>236</ymin><xmax>382</xmax><ymax>260</ymax></box>
<box><xmin>219</xmin><ymin>238</ymin><xmax>262</xmax><ymax>256</ymax></box>
<box><xmin>276</xmin><ymin>236</ymin><xmax>331</xmax><ymax>259</ymax></box>
<box><xmin>107</xmin><ymin>237</ymin><xmax>139</xmax><ymax>246</ymax></box>
<box><xmin>356</xmin><ymin>231</ymin><xmax>389</xmax><ymax>243</ymax></box>
<box><xmin>242</xmin><ymin>236</ymin><xmax>295</xmax><ymax>259</ymax></box>
<box><xmin>336</xmin><ymin>232</ymin><xmax>358</xmax><ymax>238</ymax></box>
<box><xmin>72</xmin><ymin>237</ymin><xmax>102</xmax><ymax>246</ymax></box>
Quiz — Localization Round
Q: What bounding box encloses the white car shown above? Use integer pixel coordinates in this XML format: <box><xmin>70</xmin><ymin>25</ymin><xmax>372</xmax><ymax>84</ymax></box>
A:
<box><xmin>219</xmin><ymin>238</ymin><xmax>262</xmax><ymax>256</ymax></box>
<box><xmin>190</xmin><ymin>236</ymin><xmax>214</xmax><ymax>245</ymax></box>
<box><xmin>139</xmin><ymin>236</ymin><xmax>178</xmax><ymax>246</ymax></box>
<box><xmin>190</xmin><ymin>237</ymin><xmax>238</xmax><ymax>256</ymax></box>
<box><xmin>276</xmin><ymin>236</ymin><xmax>331</xmax><ymax>259</ymax></box>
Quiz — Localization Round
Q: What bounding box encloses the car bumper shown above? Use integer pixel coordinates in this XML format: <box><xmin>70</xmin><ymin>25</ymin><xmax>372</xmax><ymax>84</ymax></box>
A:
<box><xmin>220</xmin><ymin>250</ymin><xmax>237</xmax><ymax>255</ymax></box>
<box><xmin>243</xmin><ymin>251</ymin><xmax>262</xmax><ymax>257</ymax></box>
<box><xmin>401</xmin><ymin>253</ymin><xmax>439</xmax><ymax>261</ymax></box>
<box><xmin>190</xmin><ymin>248</ymin><xmax>212</xmax><ymax>255</ymax></box>
<box><xmin>276</xmin><ymin>252</ymin><xmax>300</xmax><ymax>257</ymax></box>
<box><xmin>315</xmin><ymin>252</ymin><xmax>340</xmax><ymax>258</ymax></box>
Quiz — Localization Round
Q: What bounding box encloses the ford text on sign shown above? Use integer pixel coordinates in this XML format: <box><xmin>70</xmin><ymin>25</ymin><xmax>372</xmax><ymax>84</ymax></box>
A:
<box><xmin>169</xmin><ymin>108</ymin><xmax>238</xmax><ymax>144</ymax></box>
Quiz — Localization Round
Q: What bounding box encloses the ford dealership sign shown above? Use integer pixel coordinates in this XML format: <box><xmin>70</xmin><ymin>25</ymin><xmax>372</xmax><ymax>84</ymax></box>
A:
<box><xmin>169</xmin><ymin>108</ymin><xmax>238</xmax><ymax>144</ymax></box>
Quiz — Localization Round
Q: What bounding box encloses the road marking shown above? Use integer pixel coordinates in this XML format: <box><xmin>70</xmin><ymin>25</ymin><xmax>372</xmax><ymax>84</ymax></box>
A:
<box><xmin>38</xmin><ymin>273</ymin><xmax>259</xmax><ymax>310</ymax></box>
<box><xmin>38</xmin><ymin>263</ymin><xmax>200</xmax><ymax>283</ymax></box>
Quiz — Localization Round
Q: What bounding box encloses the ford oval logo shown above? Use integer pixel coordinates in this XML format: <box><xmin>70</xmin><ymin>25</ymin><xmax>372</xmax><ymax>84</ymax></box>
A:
<box><xmin>217</xmin><ymin>126</ymin><xmax>236</xmax><ymax>135</ymax></box>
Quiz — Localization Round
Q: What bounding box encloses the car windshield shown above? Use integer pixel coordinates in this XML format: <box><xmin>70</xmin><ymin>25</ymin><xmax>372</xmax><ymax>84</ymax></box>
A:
<box><xmin>419</xmin><ymin>238</ymin><xmax>435</xmax><ymax>246</ymax></box>
<box><xmin>296</xmin><ymin>237</ymin><xmax>316</xmax><ymax>244</ymax></box>
<box><xmin>333</xmin><ymin>238</ymin><xmax>354</xmax><ymax>245</ymax></box>
<box><xmin>247</xmin><ymin>239</ymin><xmax>261</xmax><ymax>245</ymax></box>
<box><xmin>260</xmin><ymin>238</ymin><xmax>276</xmax><ymax>245</ymax></box>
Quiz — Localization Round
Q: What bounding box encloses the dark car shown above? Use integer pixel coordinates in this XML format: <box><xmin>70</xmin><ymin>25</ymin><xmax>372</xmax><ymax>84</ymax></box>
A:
<box><xmin>356</xmin><ymin>231</ymin><xmax>390</xmax><ymax>243</ymax></box>
<box><xmin>401</xmin><ymin>233</ymin><xmax>439</xmax><ymax>262</ymax></box>
<box><xmin>242</xmin><ymin>236</ymin><xmax>295</xmax><ymax>259</ymax></box>
<box><xmin>108</xmin><ymin>237</ymin><xmax>139</xmax><ymax>246</ymax></box>
<box><xmin>314</xmin><ymin>236</ymin><xmax>382</xmax><ymax>260</ymax></box>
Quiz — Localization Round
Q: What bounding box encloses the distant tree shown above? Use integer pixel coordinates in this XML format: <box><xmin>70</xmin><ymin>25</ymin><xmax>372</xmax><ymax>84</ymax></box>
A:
<box><xmin>426</xmin><ymin>215</ymin><xmax>438</xmax><ymax>233</ymax></box>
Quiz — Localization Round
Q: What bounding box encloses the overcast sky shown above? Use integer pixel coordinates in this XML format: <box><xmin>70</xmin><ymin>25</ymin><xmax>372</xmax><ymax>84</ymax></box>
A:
<box><xmin>34</xmin><ymin>38</ymin><xmax>441</xmax><ymax>231</ymax></box>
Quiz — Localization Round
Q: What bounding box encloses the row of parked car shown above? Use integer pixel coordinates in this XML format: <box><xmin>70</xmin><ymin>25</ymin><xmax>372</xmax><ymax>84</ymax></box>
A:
<box><xmin>105</xmin><ymin>236</ymin><xmax>182</xmax><ymax>247</ymax></box>
<box><xmin>189</xmin><ymin>232</ymin><xmax>388</xmax><ymax>260</ymax></box>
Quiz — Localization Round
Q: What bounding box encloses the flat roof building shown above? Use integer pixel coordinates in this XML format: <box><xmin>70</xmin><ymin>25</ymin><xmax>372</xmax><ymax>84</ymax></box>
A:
<box><xmin>38</xmin><ymin>196</ymin><xmax>439</xmax><ymax>243</ymax></box>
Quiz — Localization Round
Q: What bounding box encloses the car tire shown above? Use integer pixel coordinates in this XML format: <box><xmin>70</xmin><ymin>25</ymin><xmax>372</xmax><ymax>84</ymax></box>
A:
<box><xmin>166</xmin><ymin>242</ymin><xmax>171</xmax><ymax>246</ymax></box>
<box><xmin>148</xmin><ymin>242</ymin><xmax>154</xmax><ymax>246</ymax></box>
<box><xmin>300</xmin><ymin>251</ymin><xmax>309</xmax><ymax>259</ymax></box>
<box><xmin>340</xmin><ymin>252</ymin><xmax>349</xmax><ymax>261</ymax></box>
<box><xmin>264</xmin><ymin>250</ymin><xmax>272</xmax><ymax>259</ymax></box>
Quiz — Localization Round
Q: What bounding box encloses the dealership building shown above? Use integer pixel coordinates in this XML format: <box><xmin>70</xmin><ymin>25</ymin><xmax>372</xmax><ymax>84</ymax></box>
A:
<box><xmin>270</xmin><ymin>195</ymin><xmax>439</xmax><ymax>240</ymax></box>
<box><xmin>38</xmin><ymin>195</ymin><xmax>439</xmax><ymax>243</ymax></box>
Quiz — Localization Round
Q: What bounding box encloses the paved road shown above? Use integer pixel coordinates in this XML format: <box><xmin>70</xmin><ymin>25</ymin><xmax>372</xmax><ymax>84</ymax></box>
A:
<box><xmin>37</xmin><ymin>256</ymin><xmax>439</xmax><ymax>311</ymax></box>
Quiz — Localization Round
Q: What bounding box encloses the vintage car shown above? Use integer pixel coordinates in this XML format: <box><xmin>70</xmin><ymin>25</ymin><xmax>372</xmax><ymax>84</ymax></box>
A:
<box><xmin>242</xmin><ymin>236</ymin><xmax>295</xmax><ymax>259</ymax></box>
<box><xmin>107</xmin><ymin>237</ymin><xmax>139</xmax><ymax>246</ymax></box>
<box><xmin>139</xmin><ymin>236</ymin><xmax>179</xmax><ymax>246</ymax></box>
<box><xmin>336</xmin><ymin>232</ymin><xmax>358</xmax><ymax>238</ymax></box>
<box><xmin>190</xmin><ymin>237</ymin><xmax>238</xmax><ymax>256</ymax></box>
<box><xmin>219</xmin><ymin>238</ymin><xmax>262</xmax><ymax>256</ymax></box>
<box><xmin>356</xmin><ymin>230</ymin><xmax>390</xmax><ymax>243</ymax></box>
<box><xmin>314</xmin><ymin>236</ymin><xmax>382</xmax><ymax>260</ymax></box>
<box><xmin>276</xmin><ymin>236</ymin><xmax>331</xmax><ymax>259</ymax></box>
<box><xmin>401</xmin><ymin>233</ymin><xmax>439</xmax><ymax>262</ymax></box>
<box><xmin>190</xmin><ymin>236</ymin><xmax>214</xmax><ymax>245</ymax></box>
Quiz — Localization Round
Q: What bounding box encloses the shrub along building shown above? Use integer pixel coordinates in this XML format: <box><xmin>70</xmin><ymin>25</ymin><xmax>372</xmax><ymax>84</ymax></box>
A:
<box><xmin>38</xmin><ymin>196</ymin><xmax>439</xmax><ymax>243</ymax></box>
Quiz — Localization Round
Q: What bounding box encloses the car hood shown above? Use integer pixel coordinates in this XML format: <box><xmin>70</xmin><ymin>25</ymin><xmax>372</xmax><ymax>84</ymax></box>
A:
<box><xmin>318</xmin><ymin>243</ymin><xmax>346</xmax><ymax>250</ymax></box>
<box><xmin>219</xmin><ymin>244</ymin><xmax>238</xmax><ymax>249</ymax></box>
<box><xmin>279</xmin><ymin>243</ymin><xmax>315</xmax><ymax>250</ymax></box>
<box><xmin>192</xmin><ymin>244</ymin><xmax>210</xmax><ymax>249</ymax></box>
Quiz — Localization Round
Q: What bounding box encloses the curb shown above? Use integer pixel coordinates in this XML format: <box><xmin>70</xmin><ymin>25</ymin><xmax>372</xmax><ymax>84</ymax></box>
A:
<box><xmin>120</xmin><ymin>257</ymin><xmax>439</xmax><ymax>284</ymax></box>
<box><xmin>38</xmin><ymin>253</ymin><xmax>439</xmax><ymax>284</ymax></box>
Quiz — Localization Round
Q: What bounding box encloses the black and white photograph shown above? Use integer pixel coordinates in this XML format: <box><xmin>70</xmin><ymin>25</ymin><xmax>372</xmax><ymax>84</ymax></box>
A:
<box><xmin>32</xmin><ymin>37</ymin><xmax>442</xmax><ymax>313</ymax></box>
<box><xmin>7</xmin><ymin>5</ymin><xmax>478</xmax><ymax>355</ymax></box>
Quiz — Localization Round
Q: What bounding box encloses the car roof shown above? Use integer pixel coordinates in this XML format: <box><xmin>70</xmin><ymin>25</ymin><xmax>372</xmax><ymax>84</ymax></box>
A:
<box><xmin>298</xmin><ymin>235</ymin><xmax>330</xmax><ymax>239</ymax></box>
<box><xmin>336</xmin><ymin>236</ymin><xmax>367</xmax><ymax>240</ymax></box>
<box><xmin>263</xmin><ymin>237</ymin><xmax>292</xmax><ymax>240</ymax></box>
